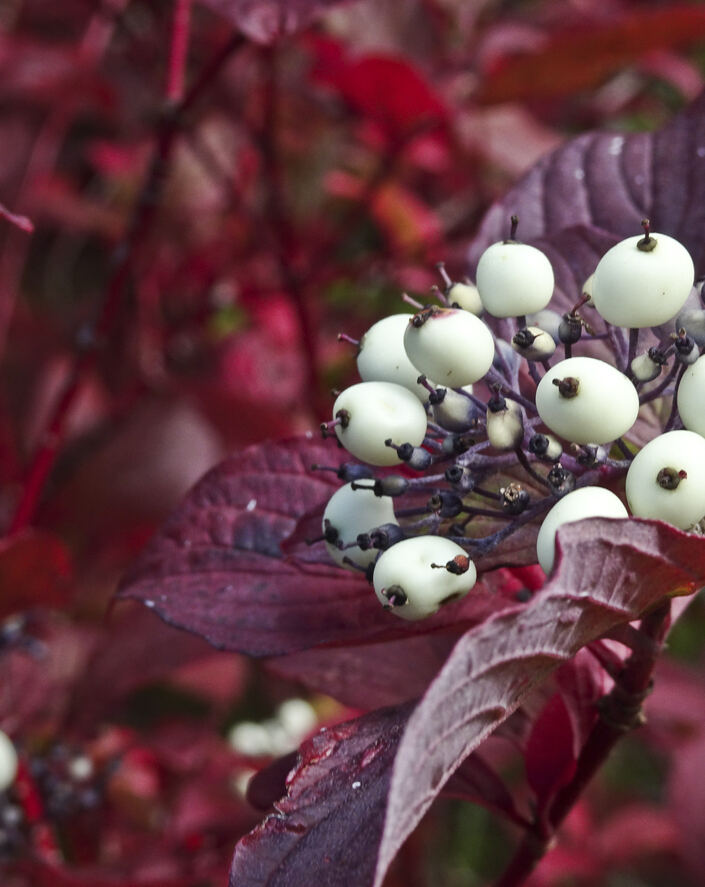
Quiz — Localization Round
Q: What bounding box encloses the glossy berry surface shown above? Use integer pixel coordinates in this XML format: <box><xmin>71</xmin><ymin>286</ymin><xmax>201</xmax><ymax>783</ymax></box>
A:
<box><xmin>403</xmin><ymin>307</ymin><xmax>494</xmax><ymax>387</ymax></box>
<box><xmin>356</xmin><ymin>314</ymin><xmax>428</xmax><ymax>400</ymax></box>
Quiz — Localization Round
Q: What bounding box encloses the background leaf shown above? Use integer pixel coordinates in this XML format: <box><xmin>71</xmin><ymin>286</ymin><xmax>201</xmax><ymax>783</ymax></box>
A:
<box><xmin>230</xmin><ymin>703</ymin><xmax>411</xmax><ymax>887</ymax></box>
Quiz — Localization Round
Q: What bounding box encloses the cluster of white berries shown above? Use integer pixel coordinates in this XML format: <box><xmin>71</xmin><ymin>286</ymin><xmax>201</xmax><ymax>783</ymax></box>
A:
<box><xmin>316</xmin><ymin>217</ymin><xmax>705</xmax><ymax>618</ymax></box>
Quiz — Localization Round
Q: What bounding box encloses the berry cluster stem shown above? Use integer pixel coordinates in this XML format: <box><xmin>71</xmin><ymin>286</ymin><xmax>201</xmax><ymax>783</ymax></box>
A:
<box><xmin>492</xmin><ymin>599</ymin><xmax>671</xmax><ymax>887</ymax></box>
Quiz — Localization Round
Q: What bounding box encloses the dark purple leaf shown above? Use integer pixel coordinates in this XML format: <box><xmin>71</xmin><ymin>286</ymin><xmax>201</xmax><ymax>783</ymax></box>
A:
<box><xmin>442</xmin><ymin>751</ymin><xmax>527</xmax><ymax>826</ymax></box>
<box><xmin>199</xmin><ymin>0</ymin><xmax>356</xmax><ymax>44</ymax></box>
<box><xmin>230</xmin><ymin>703</ymin><xmax>412</xmax><ymax>887</ymax></box>
<box><xmin>246</xmin><ymin>751</ymin><xmax>300</xmax><ymax>812</ymax></box>
<box><xmin>525</xmin><ymin>692</ymin><xmax>576</xmax><ymax>811</ymax></box>
<box><xmin>554</xmin><ymin>648</ymin><xmax>606</xmax><ymax>748</ymax></box>
<box><xmin>372</xmin><ymin>518</ymin><xmax>705</xmax><ymax>887</ymax></box>
<box><xmin>468</xmin><ymin>93</ymin><xmax>705</xmax><ymax>310</ymax></box>
<box><xmin>266</xmin><ymin>628</ymin><xmax>468</xmax><ymax>709</ymax></box>
<box><xmin>118</xmin><ymin>438</ymin><xmax>519</xmax><ymax>657</ymax></box>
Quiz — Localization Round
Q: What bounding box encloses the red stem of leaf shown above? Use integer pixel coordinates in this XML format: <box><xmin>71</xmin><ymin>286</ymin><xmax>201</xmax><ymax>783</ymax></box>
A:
<box><xmin>493</xmin><ymin>599</ymin><xmax>671</xmax><ymax>887</ymax></box>
<box><xmin>5</xmin><ymin>31</ymin><xmax>244</xmax><ymax>537</ymax></box>
<box><xmin>166</xmin><ymin>0</ymin><xmax>192</xmax><ymax>104</ymax></box>
<box><xmin>260</xmin><ymin>47</ymin><xmax>324</xmax><ymax>417</ymax></box>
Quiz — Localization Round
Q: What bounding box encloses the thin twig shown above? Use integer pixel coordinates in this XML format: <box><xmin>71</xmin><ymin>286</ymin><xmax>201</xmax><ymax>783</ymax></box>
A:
<box><xmin>6</xmin><ymin>30</ymin><xmax>244</xmax><ymax>536</ymax></box>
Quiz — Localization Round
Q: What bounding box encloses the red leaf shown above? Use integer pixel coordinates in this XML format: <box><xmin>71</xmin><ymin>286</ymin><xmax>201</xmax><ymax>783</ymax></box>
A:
<box><xmin>0</xmin><ymin>531</ymin><xmax>72</xmax><ymax>618</ymax></box>
<box><xmin>230</xmin><ymin>704</ymin><xmax>411</xmax><ymax>887</ymax></box>
<box><xmin>668</xmin><ymin>735</ymin><xmax>705</xmax><ymax>880</ymax></box>
<box><xmin>442</xmin><ymin>752</ymin><xmax>526</xmax><ymax>826</ymax></box>
<box><xmin>372</xmin><ymin>518</ymin><xmax>705</xmax><ymax>887</ymax></box>
<box><xmin>525</xmin><ymin>692</ymin><xmax>577</xmax><ymax>811</ymax></box>
<box><xmin>199</xmin><ymin>0</ymin><xmax>355</xmax><ymax>44</ymax></box>
<box><xmin>118</xmin><ymin>437</ymin><xmax>518</xmax><ymax>657</ymax></box>
<box><xmin>318</xmin><ymin>55</ymin><xmax>447</xmax><ymax>137</ymax></box>
<box><xmin>477</xmin><ymin>5</ymin><xmax>705</xmax><ymax>103</ymax></box>
<box><xmin>554</xmin><ymin>649</ymin><xmax>605</xmax><ymax>749</ymax></box>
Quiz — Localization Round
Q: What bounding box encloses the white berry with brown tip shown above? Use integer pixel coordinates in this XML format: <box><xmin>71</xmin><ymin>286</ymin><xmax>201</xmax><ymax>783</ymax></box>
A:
<box><xmin>322</xmin><ymin>483</ymin><xmax>397</xmax><ymax>570</ymax></box>
<box><xmin>536</xmin><ymin>487</ymin><xmax>628</xmax><ymax>574</ymax></box>
<box><xmin>476</xmin><ymin>241</ymin><xmax>554</xmax><ymax>318</ymax></box>
<box><xmin>626</xmin><ymin>430</ymin><xmax>705</xmax><ymax>530</ymax></box>
<box><xmin>331</xmin><ymin>381</ymin><xmax>428</xmax><ymax>466</ymax></box>
<box><xmin>535</xmin><ymin>356</ymin><xmax>639</xmax><ymax>444</ymax></box>
<box><xmin>373</xmin><ymin>535</ymin><xmax>476</xmax><ymax>620</ymax></box>
<box><xmin>592</xmin><ymin>226</ymin><xmax>694</xmax><ymax>328</ymax></box>
<box><xmin>403</xmin><ymin>306</ymin><xmax>494</xmax><ymax>387</ymax></box>
<box><xmin>356</xmin><ymin>314</ymin><xmax>428</xmax><ymax>401</ymax></box>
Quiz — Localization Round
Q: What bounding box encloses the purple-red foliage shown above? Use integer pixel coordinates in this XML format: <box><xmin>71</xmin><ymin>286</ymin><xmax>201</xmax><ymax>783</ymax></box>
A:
<box><xmin>3</xmin><ymin>2</ymin><xmax>705</xmax><ymax>886</ymax></box>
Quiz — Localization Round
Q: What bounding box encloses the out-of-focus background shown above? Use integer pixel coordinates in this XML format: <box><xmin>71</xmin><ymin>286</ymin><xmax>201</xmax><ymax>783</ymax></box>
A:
<box><xmin>2</xmin><ymin>1</ymin><xmax>705</xmax><ymax>885</ymax></box>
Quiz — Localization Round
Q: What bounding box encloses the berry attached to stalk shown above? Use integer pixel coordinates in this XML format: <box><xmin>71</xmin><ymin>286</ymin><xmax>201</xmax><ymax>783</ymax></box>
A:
<box><xmin>372</xmin><ymin>536</ymin><xmax>476</xmax><ymax>620</ymax></box>
<box><xmin>535</xmin><ymin>356</ymin><xmax>639</xmax><ymax>445</ymax></box>
<box><xmin>355</xmin><ymin>314</ymin><xmax>428</xmax><ymax>400</ymax></box>
<box><xmin>403</xmin><ymin>305</ymin><xmax>495</xmax><ymax>387</ymax></box>
<box><xmin>626</xmin><ymin>430</ymin><xmax>705</xmax><ymax>529</ymax></box>
<box><xmin>591</xmin><ymin>220</ymin><xmax>694</xmax><ymax>327</ymax></box>
<box><xmin>475</xmin><ymin>216</ymin><xmax>555</xmax><ymax>319</ymax></box>
<box><xmin>328</xmin><ymin>381</ymin><xmax>428</xmax><ymax>467</ymax></box>
<box><xmin>322</xmin><ymin>483</ymin><xmax>398</xmax><ymax>570</ymax></box>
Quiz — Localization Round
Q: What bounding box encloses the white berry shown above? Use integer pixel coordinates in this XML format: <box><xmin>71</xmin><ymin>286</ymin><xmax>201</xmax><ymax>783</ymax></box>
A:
<box><xmin>512</xmin><ymin>326</ymin><xmax>556</xmax><ymax>361</ymax></box>
<box><xmin>486</xmin><ymin>397</ymin><xmax>524</xmax><ymax>451</ymax></box>
<box><xmin>356</xmin><ymin>314</ymin><xmax>428</xmax><ymax>400</ymax></box>
<box><xmin>591</xmin><ymin>232</ymin><xmax>694</xmax><ymax>328</ymax></box>
<box><xmin>0</xmin><ymin>730</ymin><xmax>18</xmax><ymax>792</ymax></box>
<box><xmin>373</xmin><ymin>536</ymin><xmax>476</xmax><ymax>620</ymax></box>
<box><xmin>403</xmin><ymin>307</ymin><xmax>494</xmax><ymax>387</ymax></box>
<box><xmin>322</xmin><ymin>483</ymin><xmax>397</xmax><ymax>570</ymax></box>
<box><xmin>476</xmin><ymin>241</ymin><xmax>554</xmax><ymax>318</ymax></box>
<box><xmin>332</xmin><ymin>381</ymin><xmax>428</xmax><ymax>466</ymax></box>
<box><xmin>626</xmin><ymin>430</ymin><xmax>705</xmax><ymax>530</ymax></box>
<box><xmin>677</xmin><ymin>355</ymin><xmax>705</xmax><ymax>437</ymax></box>
<box><xmin>536</xmin><ymin>487</ymin><xmax>628</xmax><ymax>574</ymax></box>
<box><xmin>446</xmin><ymin>281</ymin><xmax>483</xmax><ymax>315</ymax></box>
<box><xmin>631</xmin><ymin>352</ymin><xmax>663</xmax><ymax>383</ymax></box>
<box><xmin>535</xmin><ymin>356</ymin><xmax>639</xmax><ymax>444</ymax></box>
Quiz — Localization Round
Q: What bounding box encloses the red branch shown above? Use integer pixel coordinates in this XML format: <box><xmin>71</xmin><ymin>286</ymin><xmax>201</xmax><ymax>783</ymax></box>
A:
<box><xmin>493</xmin><ymin>599</ymin><xmax>672</xmax><ymax>887</ymax></box>
<box><xmin>6</xmin><ymin>31</ymin><xmax>244</xmax><ymax>537</ymax></box>
<box><xmin>166</xmin><ymin>0</ymin><xmax>193</xmax><ymax>104</ymax></box>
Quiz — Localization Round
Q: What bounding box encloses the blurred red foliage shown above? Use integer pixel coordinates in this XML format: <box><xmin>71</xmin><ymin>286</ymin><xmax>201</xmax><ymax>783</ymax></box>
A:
<box><xmin>2</xmin><ymin>1</ymin><xmax>705</xmax><ymax>885</ymax></box>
